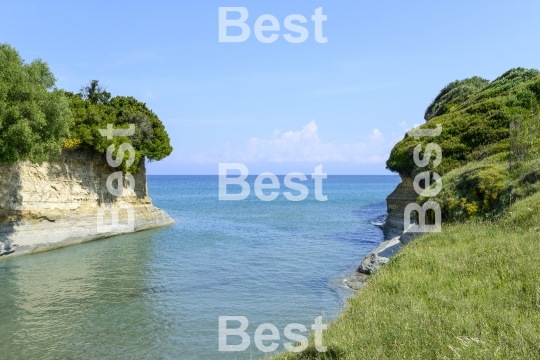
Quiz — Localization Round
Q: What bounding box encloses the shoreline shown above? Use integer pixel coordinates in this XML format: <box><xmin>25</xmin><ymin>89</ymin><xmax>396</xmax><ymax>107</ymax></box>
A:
<box><xmin>342</xmin><ymin>175</ymin><xmax>420</xmax><ymax>291</ymax></box>
<box><xmin>0</xmin><ymin>149</ymin><xmax>175</xmax><ymax>259</ymax></box>
<box><xmin>342</xmin><ymin>220</ymin><xmax>388</xmax><ymax>291</ymax></box>
<box><xmin>0</xmin><ymin>216</ymin><xmax>175</xmax><ymax>260</ymax></box>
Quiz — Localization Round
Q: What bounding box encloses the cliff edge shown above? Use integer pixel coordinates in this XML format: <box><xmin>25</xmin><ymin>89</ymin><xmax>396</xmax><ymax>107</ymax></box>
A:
<box><xmin>356</xmin><ymin>67</ymin><xmax>540</xmax><ymax>276</ymax></box>
<box><xmin>0</xmin><ymin>149</ymin><xmax>174</xmax><ymax>258</ymax></box>
<box><xmin>382</xmin><ymin>174</ymin><xmax>418</xmax><ymax>241</ymax></box>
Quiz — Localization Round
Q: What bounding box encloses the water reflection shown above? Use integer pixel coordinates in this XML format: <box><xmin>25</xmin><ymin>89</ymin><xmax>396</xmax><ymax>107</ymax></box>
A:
<box><xmin>0</xmin><ymin>175</ymin><xmax>400</xmax><ymax>360</ymax></box>
<box><xmin>0</xmin><ymin>229</ymin><xmax>173</xmax><ymax>359</ymax></box>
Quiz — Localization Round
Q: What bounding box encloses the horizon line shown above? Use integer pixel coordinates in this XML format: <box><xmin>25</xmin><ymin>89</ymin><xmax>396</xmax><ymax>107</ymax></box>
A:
<box><xmin>146</xmin><ymin>173</ymin><xmax>399</xmax><ymax>176</ymax></box>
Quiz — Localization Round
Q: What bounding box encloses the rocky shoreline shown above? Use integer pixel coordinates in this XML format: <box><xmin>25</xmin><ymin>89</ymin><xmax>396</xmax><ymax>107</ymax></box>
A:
<box><xmin>0</xmin><ymin>149</ymin><xmax>174</xmax><ymax>259</ymax></box>
<box><xmin>345</xmin><ymin>175</ymin><xmax>419</xmax><ymax>290</ymax></box>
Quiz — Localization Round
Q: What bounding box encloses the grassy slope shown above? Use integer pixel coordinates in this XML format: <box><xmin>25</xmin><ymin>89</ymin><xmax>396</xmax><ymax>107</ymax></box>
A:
<box><xmin>274</xmin><ymin>69</ymin><xmax>540</xmax><ymax>359</ymax></box>
<box><xmin>274</xmin><ymin>193</ymin><xmax>540</xmax><ymax>359</ymax></box>
<box><xmin>386</xmin><ymin>68</ymin><xmax>540</xmax><ymax>178</ymax></box>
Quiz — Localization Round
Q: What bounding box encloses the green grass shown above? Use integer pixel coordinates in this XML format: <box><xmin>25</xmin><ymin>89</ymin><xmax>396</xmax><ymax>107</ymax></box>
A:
<box><xmin>273</xmin><ymin>192</ymin><xmax>540</xmax><ymax>359</ymax></box>
<box><xmin>269</xmin><ymin>68</ymin><xmax>540</xmax><ymax>359</ymax></box>
<box><xmin>271</xmin><ymin>68</ymin><xmax>540</xmax><ymax>359</ymax></box>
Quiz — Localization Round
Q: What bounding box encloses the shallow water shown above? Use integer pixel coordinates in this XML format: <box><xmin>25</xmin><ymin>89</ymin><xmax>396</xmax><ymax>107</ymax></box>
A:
<box><xmin>0</xmin><ymin>175</ymin><xmax>399</xmax><ymax>359</ymax></box>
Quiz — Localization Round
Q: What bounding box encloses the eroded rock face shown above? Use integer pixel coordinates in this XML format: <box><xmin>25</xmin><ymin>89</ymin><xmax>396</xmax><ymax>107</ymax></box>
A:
<box><xmin>0</xmin><ymin>150</ymin><xmax>174</xmax><ymax>257</ymax></box>
<box><xmin>382</xmin><ymin>175</ymin><xmax>419</xmax><ymax>240</ymax></box>
<box><xmin>352</xmin><ymin>175</ymin><xmax>420</xmax><ymax>281</ymax></box>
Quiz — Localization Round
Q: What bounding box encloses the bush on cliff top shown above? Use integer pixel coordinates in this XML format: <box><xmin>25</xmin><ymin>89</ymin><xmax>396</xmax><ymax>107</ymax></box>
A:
<box><xmin>424</xmin><ymin>76</ymin><xmax>489</xmax><ymax>121</ymax></box>
<box><xmin>389</xmin><ymin>67</ymin><xmax>540</xmax><ymax>222</ymax></box>
<box><xmin>0</xmin><ymin>44</ymin><xmax>72</xmax><ymax>164</ymax></box>
<box><xmin>64</xmin><ymin>81</ymin><xmax>172</xmax><ymax>173</ymax></box>
<box><xmin>387</xmin><ymin>67</ymin><xmax>540</xmax><ymax>177</ymax></box>
<box><xmin>0</xmin><ymin>44</ymin><xmax>172</xmax><ymax>172</ymax></box>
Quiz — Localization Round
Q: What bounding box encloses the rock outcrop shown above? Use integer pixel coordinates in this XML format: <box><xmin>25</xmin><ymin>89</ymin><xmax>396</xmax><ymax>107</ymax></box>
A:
<box><xmin>382</xmin><ymin>174</ymin><xmax>419</xmax><ymax>240</ymax></box>
<box><xmin>357</xmin><ymin>237</ymin><xmax>403</xmax><ymax>274</ymax></box>
<box><xmin>354</xmin><ymin>175</ymin><xmax>419</xmax><ymax>277</ymax></box>
<box><xmin>0</xmin><ymin>149</ymin><xmax>174</xmax><ymax>258</ymax></box>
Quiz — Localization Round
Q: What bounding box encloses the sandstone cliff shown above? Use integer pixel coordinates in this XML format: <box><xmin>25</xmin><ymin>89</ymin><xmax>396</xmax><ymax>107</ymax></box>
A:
<box><xmin>0</xmin><ymin>149</ymin><xmax>174</xmax><ymax>257</ymax></box>
<box><xmin>355</xmin><ymin>175</ymin><xmax>419</xmax><ymax>276</ymax></box>
<box><xmin>382</xmin><ymin>175</ymin><xmax>418</xmax><ymax>240</ymax></box>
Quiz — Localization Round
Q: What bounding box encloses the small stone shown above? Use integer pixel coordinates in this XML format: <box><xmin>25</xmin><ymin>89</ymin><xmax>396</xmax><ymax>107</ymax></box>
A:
<box><xmin>357</xmin><ymin>236</ymin><xmax>402</xmax><ymax>275</ymax></box>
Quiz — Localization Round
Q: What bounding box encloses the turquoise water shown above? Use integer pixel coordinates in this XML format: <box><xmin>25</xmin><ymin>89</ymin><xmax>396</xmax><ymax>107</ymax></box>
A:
<box><xmin>0</xmin><ymin>175</ymin><xmax>400</xmax><ymax>359</ymax></box>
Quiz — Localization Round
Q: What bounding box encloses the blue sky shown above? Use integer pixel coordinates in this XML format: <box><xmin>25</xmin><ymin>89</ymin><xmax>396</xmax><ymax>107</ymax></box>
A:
<box><xmin>2</xmin><ymin>0</ymin><xmax>540</xmax><ymax>174</ymax></box>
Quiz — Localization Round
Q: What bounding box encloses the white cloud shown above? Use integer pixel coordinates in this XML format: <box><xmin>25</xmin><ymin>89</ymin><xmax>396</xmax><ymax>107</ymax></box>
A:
<box><xmin>189</xmin><ymin>120</ymin><xmax>400</xmax><ymax>165</ymax></box>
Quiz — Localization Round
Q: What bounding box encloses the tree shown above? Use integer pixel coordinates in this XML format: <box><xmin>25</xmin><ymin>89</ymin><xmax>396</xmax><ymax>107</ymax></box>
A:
<box><xmin>0</xmin><ymin>44</ymin><xmax>172</xmax><ymax>170</ymax></box>
<box><xmin>65</xmin><ymin>85</ymin><xmax>173</xmax><ymax>173</ymax></box>
<box><xmin>80</xmin><ymin>80</ymin><xmax>111</xmax><ymax>104</ymax></box>
<box><xmin>0</xmin><ymin>44</ymin><xmax>72</xmax><ymax>163</ymax></box>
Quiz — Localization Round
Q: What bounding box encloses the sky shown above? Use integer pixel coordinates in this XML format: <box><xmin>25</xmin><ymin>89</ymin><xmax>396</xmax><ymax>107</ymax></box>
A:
<box><xmin>2</xmin><ymin>0</ymin><xmax>540</xmax><ymax>175</ymax></box>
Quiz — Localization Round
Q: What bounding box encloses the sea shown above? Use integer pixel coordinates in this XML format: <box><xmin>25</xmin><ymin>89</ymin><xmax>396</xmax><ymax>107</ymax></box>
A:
<box><xmin>0</xmin><ymin>175</ymin><xmax>400</xmax><ymax>359</ymax></box>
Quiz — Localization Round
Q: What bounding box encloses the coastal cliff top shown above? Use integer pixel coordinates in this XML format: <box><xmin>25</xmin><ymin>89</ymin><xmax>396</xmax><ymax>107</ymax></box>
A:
<box><xmin>387</xmin><ymin>67</ymin><xmax>540</xmax><ymax>221</ymax></box>
<box><xmin>387</xmin><ymin>67</ymin><xmax>540</xmax><ymax>177</ymax></box>
<box><xmin>0</xmin><ymin>44</ymin><xmax>172</xmax><ymax>173</ymax></box>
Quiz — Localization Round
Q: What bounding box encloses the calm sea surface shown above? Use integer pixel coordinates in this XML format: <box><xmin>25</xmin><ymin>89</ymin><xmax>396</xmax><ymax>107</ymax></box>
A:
<box><xmin>0</xmin><ymin>175</ymin><xmax>400</xmax><ymax>359</ymax></box>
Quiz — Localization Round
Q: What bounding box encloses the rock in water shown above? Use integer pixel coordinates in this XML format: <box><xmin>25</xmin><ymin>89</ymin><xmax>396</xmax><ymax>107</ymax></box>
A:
<box><xmin>357</xmin><ymin>236</ymin><xmax>403</xmax><ymax>274</ymax></box>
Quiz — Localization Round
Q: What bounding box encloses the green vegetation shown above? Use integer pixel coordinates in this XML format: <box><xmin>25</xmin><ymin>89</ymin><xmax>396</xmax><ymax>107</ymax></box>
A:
<box><xmin>0</xmin><ymin>44</ymin><xmax>72</xmax><ymax>163</ymax></box>
<box><xmin>418</xmin><ymin>153</ymin><xmax>540</xmax><ymax>222</ymax></box>
<box><xmin>387</xmin><ymin>68</ymin><xmax>540</xmax><ymax>178</ymax></box>
<box><xmin>388</xmin><ymin>67</ymin><xmax>540</xmax><ymax>221</ymax></box>
<box><xmin>424</xmin><ymin>76</ymin><xmax>489</xmax><ymax>121</ymax></box>
<box><xmin>274</xmin><ymin>68</ymin><xmax>540</xmax><ymax>359</ymax></box>
<box><xmin>64</xmin><ymin>80</ymin><xmax>172</xmax><ymax>173</ymax></box>
<box><xmin>274</xmin><ymin>197</ymin><xmax>540</xmax><ymax>359</ymax></box>
<box><xmin>0</xmin><ymin>44</ymin><xmax>172</xmax><ymax>172</ymax></box>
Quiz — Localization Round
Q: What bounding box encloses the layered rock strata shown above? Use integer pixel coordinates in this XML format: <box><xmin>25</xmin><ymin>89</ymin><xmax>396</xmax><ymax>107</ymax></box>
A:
<box><xmin>382</xmin><ymin>175</ymin><xmax>419</xmax><ymax>241</ymax></box>
<box><xmin>356</xmin><ymin>175</ymin><xmax>420</xmax><ymax>275</ymax></box>
<box><xmin>0</xmin><ymin>149</ymin><xmax>174</xmax><ymax>258</ymax></box>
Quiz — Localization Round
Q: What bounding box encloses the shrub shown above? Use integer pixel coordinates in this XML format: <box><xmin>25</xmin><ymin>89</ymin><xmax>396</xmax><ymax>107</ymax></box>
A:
<box><xmin>416</xmin><ymin>161</ymin><xmax>507</xmax><ymax>221</ymax></box>
<box><xmin>509</xmin><ymin>109</ymin><xmax>540</xmax><ymax>167</ymax></box>
<box><xmin>387</xmin><ymin>68</ymin><xmax>540</xmax><ymax>178</ymax></box>
<box><xmin>0</xmin><ymin>44</ymin><xmax>73</xmax><ymax>163</ymax></box>
<box><xmin>424</xmin><ymin>76</ymin><xmax>489</xmax><ymax>121</ymax></box>
<box><xmin>0</xmin><ymin>45</ymin><xmax>173</xmax><ymax>171</ymax></box>
<box><xmin>65</xmin><ymin>86</ymin><xmax>173</xmax><ymax>172</ymax></box>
